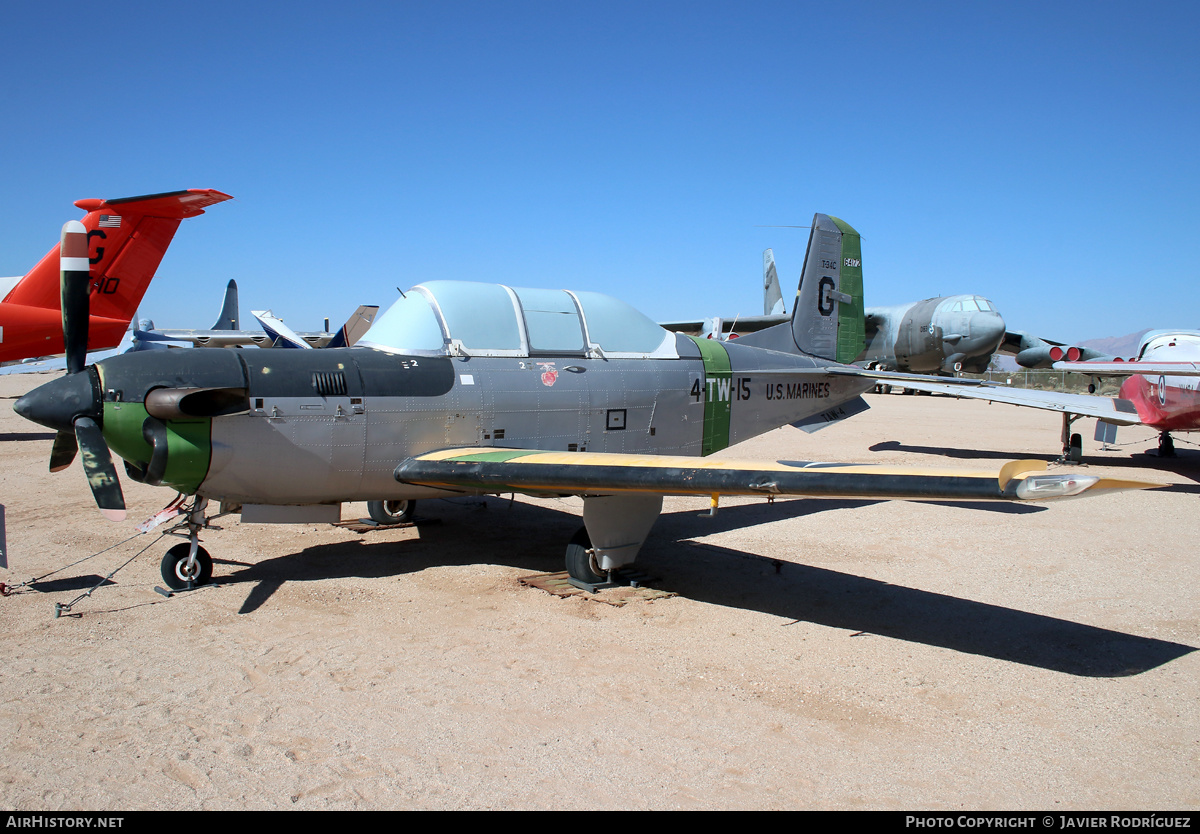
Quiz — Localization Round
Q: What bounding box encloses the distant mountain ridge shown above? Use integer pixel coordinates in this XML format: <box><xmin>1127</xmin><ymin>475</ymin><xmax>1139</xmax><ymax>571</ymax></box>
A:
<box><xmin>1077</xmin><ymin>328</ymin><xmax>1152</xmax><ymax>360</ymax></box>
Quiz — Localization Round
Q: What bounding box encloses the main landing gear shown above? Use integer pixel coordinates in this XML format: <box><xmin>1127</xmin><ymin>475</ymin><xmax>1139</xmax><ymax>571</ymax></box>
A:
<box><xmin>1059</xmin><ymin>413</ymin><xmax>1084</xmax><ymax>463</ymax></box>
<box><xmin>565</xmin><ymin>527</ymin><xmax>605</xmax><ymax>585</ymax></box>
<box><xmin>367</xmin><ymin>499</ymin><xmax>417</xmax><ymax>525</ymax></box>
<box><xmin>563</xmin><ymin>494</ymin><xmax>663</xmax><ymax>590</ymax></box>
<box><xmin>1159</xmin><ymin>431</ymin><xmax>1176</xmax><ymax>457</ymax></box>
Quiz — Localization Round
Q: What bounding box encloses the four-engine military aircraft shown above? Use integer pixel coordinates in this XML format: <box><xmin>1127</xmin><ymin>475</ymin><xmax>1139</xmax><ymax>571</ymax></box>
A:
<box><xmin>13</xmin><ymin>213</ymin><xmax>1147</xmax><ymax>591</ymax></box>
<box><xmin>669</xmin><ymin>239</ymin><xmax>1113</xmax><ymax>375</ymax></box>
<box><xmin>0</xmin><ymin>189</ymin><xmax>231</xmax><ymax>365</ymax></box>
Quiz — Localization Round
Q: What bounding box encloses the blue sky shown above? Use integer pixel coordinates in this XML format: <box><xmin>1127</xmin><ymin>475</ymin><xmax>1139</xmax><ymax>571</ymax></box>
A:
<box><xmin>1</xmin><ymin>1</ymin><xmax>1196</xmax><ymax>345</ymax></box>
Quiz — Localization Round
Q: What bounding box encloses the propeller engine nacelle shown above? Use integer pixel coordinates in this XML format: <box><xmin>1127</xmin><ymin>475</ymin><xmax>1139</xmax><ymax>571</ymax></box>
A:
<box><xmin>11</xmin><ymin>222</ymin><xmax>251</xmax><ymax>518</ymax></box>
<box><xmin>12</xmin><ymin>222</ymin><xmax>127</xmax><ymax>519</ymax></box>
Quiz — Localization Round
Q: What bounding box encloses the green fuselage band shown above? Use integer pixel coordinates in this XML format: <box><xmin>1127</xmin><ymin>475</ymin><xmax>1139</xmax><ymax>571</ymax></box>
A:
<box><xmin>687</xmin><ymin>336</ymin><xmax>732</xmax><ymax>456</ymax></box>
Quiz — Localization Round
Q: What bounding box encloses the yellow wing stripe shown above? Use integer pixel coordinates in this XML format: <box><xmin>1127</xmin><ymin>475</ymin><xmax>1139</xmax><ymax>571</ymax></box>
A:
<box><xmin>415</xmin><ymin>448</ymin><xmax>1049</xmax><ymax>485</ymax></box>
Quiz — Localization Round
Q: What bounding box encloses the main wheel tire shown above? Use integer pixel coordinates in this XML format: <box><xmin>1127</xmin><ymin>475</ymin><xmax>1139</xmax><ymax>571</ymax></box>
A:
<box><xmin>161</xmin><ymin>543</ymin><xmax>213</xmax><ymax>591</ymax></box>
<box><xmin>1068</xmin><ymin>432</ymin><xmax>1083</xmax><ymax>462</ymax></box>
<box><xmin>1160</xmin><ymin>433</ymin><xmax>1176</xmax><ymax>457</ymax></box>
<box><xmin>368</xmin><ymin>499</ymin><xmax>416</xmax><ymax>525</ymax></box>
<box><xmin>565</xmin><ymin>526</ymin><xmax>606</xmax><ymax>585</ymax></box>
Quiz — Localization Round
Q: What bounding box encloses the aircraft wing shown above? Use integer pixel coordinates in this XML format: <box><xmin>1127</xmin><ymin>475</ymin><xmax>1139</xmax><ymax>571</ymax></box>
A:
<box><xmin>999</xmin><ymin>329</ymin><xmax>1064</xmax><ymax>353</ymax></box>
<box><xmin>1053</xmin><ymin>361</ymin><xmax>1200</xmax><ymax>376</ymax></box>
<box><xmin>137</xmin><ymin>307</ymin><xmax>377</xmax><ymax>350</ymax></box>
<box><xmin>135</xmin><ymin>328</ymin><xmax>275</xmax><ymax>347</ymax></box>
<box><xmin>659</xmin><ymin>314</ymin><xmax>787</xmax><ymax>336</ymax></box>
<box><xmin>830</xmin><ymin>366</ymin><xmax>985</xmax><ymax>386</ymax></box>
<box><xmin>134</xmin><ymin>327</ymin><xmax>345</xmax><ymax>348</ymax></box>
<box><xmin>395</xmin><ymin>449</ymin><xmax>1150</xmax><ymax>502</ymax></box>
<box><xmin>886</xmin><ymin>378</ymin><xmax>1144</xmax><ymax>426</ymax></box>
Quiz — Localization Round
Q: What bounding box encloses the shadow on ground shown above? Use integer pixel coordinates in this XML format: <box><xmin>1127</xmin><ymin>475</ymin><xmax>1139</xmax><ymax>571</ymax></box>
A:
<box><xmin>219</xmin><ymin>496</ymin><xmax>1193</xmax><ymax>677</ymax></box>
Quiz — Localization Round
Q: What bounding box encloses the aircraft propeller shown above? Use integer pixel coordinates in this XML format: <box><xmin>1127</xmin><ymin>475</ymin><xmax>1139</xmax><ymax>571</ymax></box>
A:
<box><xmin>14</xmin><ymin>221</ymin><xmax>126</xmax><ymax>521</ymax></box>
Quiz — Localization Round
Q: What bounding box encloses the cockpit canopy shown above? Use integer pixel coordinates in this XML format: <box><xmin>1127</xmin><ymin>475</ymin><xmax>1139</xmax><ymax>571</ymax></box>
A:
<box><xmin>357</xmin><ymin>281</ymin><xmax>678</xmax><ymax>359</ymax></box>
<box><xmin>946</xmin><ymin>295</ymin><xmax>998</xmax><ymax>313</ymax></box>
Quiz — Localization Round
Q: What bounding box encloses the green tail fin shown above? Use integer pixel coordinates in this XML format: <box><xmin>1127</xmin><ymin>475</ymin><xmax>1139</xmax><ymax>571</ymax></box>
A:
<box><xmin>791</xmin><ymin>213</ymin><xmax>866</xmax><ymax>364</ymax></box>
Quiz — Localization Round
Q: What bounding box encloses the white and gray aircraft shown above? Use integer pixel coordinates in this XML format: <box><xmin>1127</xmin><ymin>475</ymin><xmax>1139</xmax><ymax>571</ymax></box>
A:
<box><xmin>13</xmin><ymin>215</ymin><xmax>1144</xmax><ymax>593</ymax></box>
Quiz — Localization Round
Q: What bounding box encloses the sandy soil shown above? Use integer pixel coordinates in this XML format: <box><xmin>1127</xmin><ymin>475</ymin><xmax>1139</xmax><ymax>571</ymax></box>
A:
<box><xmin>1</xmin><ymin>372</ymin><xmax>1197</xmax><ymax>810</ymax></box>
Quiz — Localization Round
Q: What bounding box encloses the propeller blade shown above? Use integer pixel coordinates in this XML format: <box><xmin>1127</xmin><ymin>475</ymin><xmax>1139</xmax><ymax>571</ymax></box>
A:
<box><xmin>49</xmin><ymin>430</ymin><xmax>78</xmax><ymax>472</ymax></box>
<box><xmin>60</xmin><ymin>220</ymin><xmax>91</xmax><ymax>375</ymax></box>
<box><xmin>73</xmin><ymin>416</ymin><xmax>126</xmax><ymax>522</ymax></box>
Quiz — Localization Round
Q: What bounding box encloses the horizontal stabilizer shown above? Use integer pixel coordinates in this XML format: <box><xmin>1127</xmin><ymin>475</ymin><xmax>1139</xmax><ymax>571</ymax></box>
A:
<box><xmin>791</xmin><ymin>395</ymin><xmax>870</xmax><ymax>433</ymax></box>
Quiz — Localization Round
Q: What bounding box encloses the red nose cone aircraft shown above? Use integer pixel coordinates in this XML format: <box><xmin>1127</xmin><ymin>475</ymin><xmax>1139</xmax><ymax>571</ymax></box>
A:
<box><xmin>0</xmin><ymin>189</ymin><xmax>231</xmax><ymax>365</ymax></box>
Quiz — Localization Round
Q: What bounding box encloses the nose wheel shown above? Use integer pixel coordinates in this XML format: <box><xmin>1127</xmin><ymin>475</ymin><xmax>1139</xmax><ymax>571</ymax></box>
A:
<box><xmin>160</xmin><ymin>542</ymin><xmax>213</xmax><ymax>590</ymax></box>
<box><xmin>156</xmin><ymin>496</ymin><xmax>221</xmax><ymax>592</ymax></box>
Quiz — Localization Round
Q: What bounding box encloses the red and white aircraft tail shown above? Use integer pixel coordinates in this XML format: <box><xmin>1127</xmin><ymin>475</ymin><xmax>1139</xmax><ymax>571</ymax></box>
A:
<box><xmin>0</xmin><ymin>188</ymin><xmax>232</xmax><ymax>364</ymax></box>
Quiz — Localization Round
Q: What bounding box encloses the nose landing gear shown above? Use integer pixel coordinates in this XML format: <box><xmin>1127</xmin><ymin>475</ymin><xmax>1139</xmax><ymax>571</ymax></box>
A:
<box><xmin>154</xmin><ymin>496</ymin><xmax>226</xmax><ymax>593</ymax></box>
<box><xmin>161</xmin><ymin>542</ymin><xmax>213</xmax><ymax>591</ymax></box>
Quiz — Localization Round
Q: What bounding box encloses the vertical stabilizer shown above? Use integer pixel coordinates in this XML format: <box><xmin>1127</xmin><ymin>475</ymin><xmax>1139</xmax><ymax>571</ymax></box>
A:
<box><xmin>791</xmin><ymin>214</ymin><xmax>865</xmax><ymax>363</ymax></box>
<box><xmin>763</xmin><ymin>249</ymin><xmax>784</xmax><ymax>316</ymax></box>
<box><xmin>325</xmin><ymin>305</ymin><xmax>380</xmax><ymax>348</ymax></box>
<box><xmin>0</xmin><ymin>189</ymin><xmax>231</xmax><ymax>361</ymax></box>
<box><xmin>210</xmin><ymin>280</ymin><xmax>240</xmax><ymax>330</ymax></box>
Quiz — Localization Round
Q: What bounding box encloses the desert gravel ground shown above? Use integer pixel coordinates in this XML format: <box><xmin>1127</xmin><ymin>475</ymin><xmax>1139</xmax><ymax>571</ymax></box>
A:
<box><xmin>0</xmin><ymin>371</ymin><xmax>1196</xmax><ymax>810</ymax></box>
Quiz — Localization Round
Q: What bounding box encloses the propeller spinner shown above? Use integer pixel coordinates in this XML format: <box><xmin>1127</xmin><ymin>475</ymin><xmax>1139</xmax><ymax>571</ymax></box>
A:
<box><xmin>13</xmin><ymin>221</ymin><xmax>126</xmax><ymax>521</ymax></box>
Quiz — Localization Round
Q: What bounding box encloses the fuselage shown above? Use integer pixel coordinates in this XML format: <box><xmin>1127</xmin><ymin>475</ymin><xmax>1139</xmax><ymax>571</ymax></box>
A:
<box><xmin>0</xmin><ymin>298</ymin><xmax>129</xmax><ymax>364</ymax></box>
<box><xmin>79</xmin><ymin>335</ymin><xmax>872</xmax><ymax>506</ymax></box>
<box><xmin>1119</xmin><ymin>331</ymin><xmax>1200</xmax><ymax>431</ymax></box>
<box><xmin>862</xmin><ymin>294</ymin><xmax>1005</xmax><ymax>374</ymax></box>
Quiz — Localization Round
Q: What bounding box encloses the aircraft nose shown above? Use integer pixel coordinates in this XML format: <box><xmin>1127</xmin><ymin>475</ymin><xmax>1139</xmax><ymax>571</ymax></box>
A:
<box><xmin>972</xmin><ymin>312</ymin><xmax>1006</xmax><ymax>350</ymax></box>
<box><xmin>13</xmin><ymin>370</ymin><xmax>99</xmax><ymax>431</ymax></box>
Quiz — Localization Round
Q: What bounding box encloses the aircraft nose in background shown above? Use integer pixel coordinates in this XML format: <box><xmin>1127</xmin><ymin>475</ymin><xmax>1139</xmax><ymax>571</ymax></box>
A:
<box><xmin>971</xmin><ymin>311</ymin><xmax>1006</xmax><ymax>351</ymax></box>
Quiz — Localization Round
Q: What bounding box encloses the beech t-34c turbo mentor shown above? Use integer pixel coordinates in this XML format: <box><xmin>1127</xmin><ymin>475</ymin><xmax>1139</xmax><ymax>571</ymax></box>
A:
<box><xmin>0</xmin><ymin>189</ymin><xmax>231</xmax><ymax>365</ymax></box>
<box><xmin>14</xmin><ymin>214</ymin><xmax>1149</xmax><ymax>591</ymax></box>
